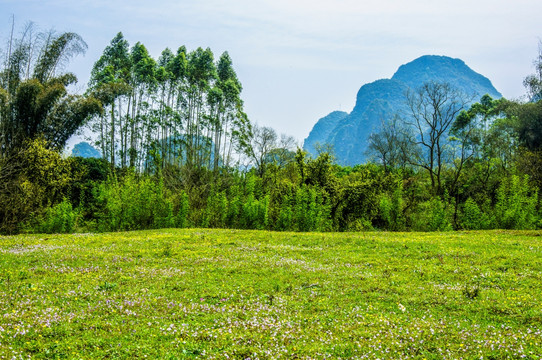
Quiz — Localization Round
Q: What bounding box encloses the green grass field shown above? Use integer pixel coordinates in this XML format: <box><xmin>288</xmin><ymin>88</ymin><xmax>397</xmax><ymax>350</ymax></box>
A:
<box><xmin>1</xmin><ymin>229</ymin><xmax>541</xmax><ymax>359</ymax></box>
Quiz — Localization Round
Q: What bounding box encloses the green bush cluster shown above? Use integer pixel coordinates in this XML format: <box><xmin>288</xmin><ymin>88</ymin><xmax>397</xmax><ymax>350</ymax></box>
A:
<box><xmin>2</xmin><ymin>140</ymin><xmax>542</xmax><ymax>234</ymax></box>
<box><xmin>94</xmin><ymin>174</ymin><xmax>176</xmax><ymax>231</ymax></box>
<box><xmin>37</xmin><ymin>198</ymin><xmax>78</xmax><ymax>234</ymax></box>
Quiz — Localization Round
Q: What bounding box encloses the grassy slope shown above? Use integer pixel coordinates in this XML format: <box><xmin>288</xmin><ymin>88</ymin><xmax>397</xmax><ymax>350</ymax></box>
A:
<box><xmin>0</xmin><ymin>229</ymin><xmax>541</xmax><ymax>359</ymax></box>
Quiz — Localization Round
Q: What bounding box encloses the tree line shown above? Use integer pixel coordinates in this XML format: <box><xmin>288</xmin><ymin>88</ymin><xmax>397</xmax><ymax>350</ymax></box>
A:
<box><xmin>1</xmin><ymin>24</ymin><xmax>542</xmax><ymax>234</ymax></box>
<box><xmin>86</xmin><ymin>33</ymin><xmax>251</xmax><ymax>173</ymax></box>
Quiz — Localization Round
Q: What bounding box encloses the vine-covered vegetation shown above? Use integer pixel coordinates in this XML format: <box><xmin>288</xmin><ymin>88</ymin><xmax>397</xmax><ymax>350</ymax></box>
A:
<box><xmin>1</xmin><ymin>27</ymin><xmax>542</xmax><ymax>234</ymax></box>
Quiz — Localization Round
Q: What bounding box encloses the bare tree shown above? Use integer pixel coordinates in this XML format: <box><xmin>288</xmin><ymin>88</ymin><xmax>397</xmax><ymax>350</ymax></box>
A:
<box><xmin>243</xmin><ymin>124</ymin><xmax>277</xmax><ymax>176</ymax></box>
<box><xmin>239</xmin><ymin>124</ymin><xmax>297</xmax><ymax>176</ymax></box>
<box><xmin>367</xmin><ymin>114</ymin><xmax>416</xmax><ymax>171</ymax></box>
<box><xmin>406</xmin><ymin>81</ymin><xmax>470</xmax><ymax>194</ymax></box>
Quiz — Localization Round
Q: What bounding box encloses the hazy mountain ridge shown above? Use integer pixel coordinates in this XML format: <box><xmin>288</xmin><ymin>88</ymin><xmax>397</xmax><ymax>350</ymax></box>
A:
<box><xmin>71</xmin><ymin>141</ymin><xmax>101</xmax><ymax>158</ymax></box>
<box><xmin>304</xmin><ymin>55</ymin><xmax>502</xmax><ymax>165</ymax></box>
<box><xmin>304</xmin><ymin>111</ymin><xmax>349</xmax><ymax>155</ymax></box>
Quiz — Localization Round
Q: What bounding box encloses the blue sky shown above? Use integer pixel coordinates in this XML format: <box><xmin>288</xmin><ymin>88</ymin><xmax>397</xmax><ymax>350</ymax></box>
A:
<box><xmin>1</xmin><ymin>0</ymin><xmax>541</xmax><ymax>145</ymax></box>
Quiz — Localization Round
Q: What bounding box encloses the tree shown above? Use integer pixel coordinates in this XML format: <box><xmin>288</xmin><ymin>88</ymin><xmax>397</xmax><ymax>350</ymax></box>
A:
<box><xmin>367</xmin><ymin>114</ymin><xmax>415</xmax><ymax>171</ymax></box>
<box><xmin>510</xmin><ymin>100</ymin><xmax>542</xmax><ymax>188</ymax></box>
<box><xmin>268</xmin><ymin>134</ymin><xmax>297</xmax><ymax>169</ymax></box>
<box><xmin>406</xmin><ymin>81</ymin><xmax>469</xmax><ymax>194</ymax></box>
<box><xmin>508</xmin><ymin>44</ymin><xmax>542</xmax><ymax>188</ymax></box>
<box><xmin>88</xmin><ymin>32</ymin><xmax>132</xmax><ymax>167</ymax></box>
<box><xmin>128</xmin><ymin>41</ymin><xmax>156</xmax><ymax>168</ymax></box>
<box><xmin>523</xmin><ymin>41</ymin><xmax>542</xmax><ymax>102</ymax></box>
<box><xmin>242</xmin><ymin>124</ymin><xmax>278</xmax><ymax>176</ymax></box>
<box><xmin>451</xmin><ymin>95</ymin><xmax>515</xmax><ymax>173</ymax></box>
<box><xmin>211</xmin><ymin>51</ymin><xmax>243</xmax><ymax>171</ymax></box>
<box><xmin>0</xmin><ymin>138</ymin><xmax>73</xmax><ymax>233</ymax></box>
<box><xmin>0</xmin><ymin>23</ymin><xmax>101</xmax><ymax>158</ymax></box>
<box><xmin>85</xmin><ymin>37</ymin><xmax>250</xmax><ymax>176</ymax></box>
<box><xmin>447</xmin><ymin>94</ymin><xmax>511</xmax><ymax>225</ymax></box>
<box><xmin>186</xmin><ymin>47</ymin><xmax>217</xmax><ymax>168</ymax></box>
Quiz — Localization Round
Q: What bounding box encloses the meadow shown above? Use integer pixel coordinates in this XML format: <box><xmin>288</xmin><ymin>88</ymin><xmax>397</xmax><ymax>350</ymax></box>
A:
<box><xmin>1</xmin><ymin>229</ymin><xmax>541</xmax><ymax>359</ymax></box>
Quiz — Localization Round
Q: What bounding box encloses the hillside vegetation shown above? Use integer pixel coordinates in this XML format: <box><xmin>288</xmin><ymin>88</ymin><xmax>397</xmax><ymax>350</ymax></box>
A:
<box><xmin>1</xmin><ymin>229</ymin><xmax>541</xmax><ymax>358</ymax></box>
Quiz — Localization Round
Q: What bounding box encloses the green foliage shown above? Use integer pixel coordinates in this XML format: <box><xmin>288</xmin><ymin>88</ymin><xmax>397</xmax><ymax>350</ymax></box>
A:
<box><xmin>0</xmin><ymin>25</ymin><xmax>101</xmax><ymax>158</ymax></box>
<box><xmin>494</xmin><ymin>175</ymin><xmax>538</xmax><ymax>229</ymax></box>
<box><xmin>276</xmin><ymin>203</ymin><xmax>293</xmax><ymax>231</ymax></box>
<box><xmin>203</xmin><ymin>191</ymin><xmax>228</xmax><ymax>228</ymax></box>
<box><xmin>96</xmin><ymin>173</ymin><xmax>176</xmax><ymax>231</ymax></box>
<box><xmin>68</xmin><ymin>156</ymin><xmax>110</xmax><ymax>220</ymax></box>
<box><xmin>225</xmin><ymin>193</ymin><xmax>241</xmax><ymax>228</ymax></box>
<box><xmin>459</xmin><ymin>197</ymin><xmax>492</xmax><ymax>230</ymax></box>
<box><xmin>37</xmin><ymin>198</ymin><xmax>78</xmax><ymax>234</ymax></box>
<box><xmin>175</xmin><ymin>190</ymin><xmax>190</xmax><ymax>228</ymax></box>
<box><xmin>10</xmin><ymin>140</ymin><xmax>542</xmax><ymax>234</ymax></box>
<box><xmin>0</xmin><ymin>138</ymin><xmax>72</xmax><ymax>234</ymax></box>
<box><xmin>412</xmin><ymin>196</ymin><xmax>453</xmax><ymax>231</ymax></box>
<box><xmin>335</xmin><ymin>165</ymin><xmax>394</xmax><ymax>231</ymax></box>
<box><xmin>512</xmin><ymin>101</ymin><xmax>542</xmax><ymax>151</ymax></box>
<box><xmin>5</xmin><ymin>43</ymin><xmax>542</xmax><ymax>235</ymax></box>
<box><xmin>292</xmin><ymin>185</ymin><xmax>331</xmax><ymax>232</ymax></box>
<box><xmin>240</xmin><ymin>194</ymin><xmax>269</xmax><ymax>230</ymax></box>
<box><xmin>377</xmin><ymin>179</ymin><xmax>406</xmax><ymax>231</ymax></box>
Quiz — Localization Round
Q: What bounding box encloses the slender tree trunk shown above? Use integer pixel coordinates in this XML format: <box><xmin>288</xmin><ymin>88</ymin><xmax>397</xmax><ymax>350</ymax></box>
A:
<box><xmin>110</xmin><ymin>103</ymin><xmax>115</xmax><ymax>167</ymax></box>
<box><xmin>129</xmin><ymin>90</ymin><xmax>137</xmax><ymax>168</ymax></box>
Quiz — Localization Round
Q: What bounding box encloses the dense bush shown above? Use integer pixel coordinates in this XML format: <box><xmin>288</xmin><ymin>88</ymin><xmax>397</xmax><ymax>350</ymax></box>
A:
<box><xmin>494</xmin><ymin>175</ymin><xmax>538</xmax><ymax>229</ymax></box>
<box><xmin>411</xmin><ymin>197</ymin><xmax>453</xmax><ymax>232</ymax></box>
<box><xmin>37</xmin><ymin>198</ymin><xmax>78</xmax><ymax>234</ymax></box>
<box><xmin>3</xmin><ymin>141</ymin><xmax>542</xmax><ymax>234</ymax></box>
<box><xmin>0</xmin><ymin>139</ymin><xmax>72</xmax><ymax>234</ymax></box>
<box><xmin>95</xmin><ymin>174</ymin><xmax>176</xmax><ymax>231</ymax></box>
<box><xmin>377</xmin><ymin>179</ymin><xmax>406</xmax><ymax>231</ymax></box>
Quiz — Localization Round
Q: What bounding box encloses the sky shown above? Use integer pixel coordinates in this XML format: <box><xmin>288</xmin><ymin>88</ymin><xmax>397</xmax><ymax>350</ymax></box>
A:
<box><xmin>1</xmin><ymin>0</ymin><xmax>541</xmax><ymax>147</ymax></box>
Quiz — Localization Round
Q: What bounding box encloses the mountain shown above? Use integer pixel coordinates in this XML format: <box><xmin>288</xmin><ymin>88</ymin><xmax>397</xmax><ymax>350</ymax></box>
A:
<box><xmin>304</xmin><ymin>55</ymin><xmax>502</xmax><ymax>165</ymax></box>
<box><xmin>392</xmin><ymin>56</ymin><xmax>501</xmax><ymax>98</ymax></box>
<box><xmin>304</xmin><ymin>111</ymin><xmax>348</xmax><ymax>155</ymax></box>
<box><xmin>71</xmin><ymin>141</ymin><xmax>101</xmax><ymax>158</ymax></box>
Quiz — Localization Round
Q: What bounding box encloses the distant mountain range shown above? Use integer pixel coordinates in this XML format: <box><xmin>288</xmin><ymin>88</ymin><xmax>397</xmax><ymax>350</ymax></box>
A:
<box><xmin>303</xmin><ymin>55</ymin><xmax>502</xmax><ymax>165</ymax></box>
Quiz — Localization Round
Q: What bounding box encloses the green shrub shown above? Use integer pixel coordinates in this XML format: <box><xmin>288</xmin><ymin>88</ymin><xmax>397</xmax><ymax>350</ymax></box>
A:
<box><xmin>292</xmin><ymin>186</ymin><xmax>331</xmax><ymax>232</ymax></box>
<box><xmin>176</xmin><ymin>190</ymin><xmax>190</xmax><ymax>228</ymax></box>
<box><xmin>38</xmin><ymin>198</ymin><xmax>78</xmax><ymax>234</ymax></box>
<box><xmin>277</xmin><ymin>204</ymin><xmax>293</xmax><ymax>231</ymax></box>
<box><xmin>459</xmin><ymin>197</ymin><xmax>492</xmax><ymax>230</ymax></box>
<box><xmin>411</xmin><ymin>197</ymin><xmax>453</xmax><ymax>232</ymax></box>
<box><xmin>0</xmin><ymin>139</ymin><xmax>72</xmax><ymax>234</ymax></box>
<box><xmin>203</xmin><ymin>191</ymin><xmax>228</xmax><ymax>228</ymax></box>
<box><xmin>240</xmin><ymin>194</ymin><xmax>269</xmax><ymax>229</ymax></box>
<box><xmin>96</xmin><ymin>174</ymin><xmax>176</xmax><ymax>231</ymax></box>
<box><xmin>378</xmin><ymin>179</ymin><xmax>405</xmax><ymax>231</ymax></box>
<box><xmin>494</xmin><ymin>175</ymin><xmax>538</xmax><ymax>229</ymax></box>
<box><xmin>347</xmin><ymin>218</ymin><xmax>374</xmax><ymax>231</ymax></box>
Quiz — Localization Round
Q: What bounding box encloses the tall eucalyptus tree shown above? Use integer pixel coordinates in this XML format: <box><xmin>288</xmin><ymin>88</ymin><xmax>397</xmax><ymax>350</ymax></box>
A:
<box><xmin>89</xmin><ymin>32</ymin><xmax>131</xmax><ymax>166</ymax></box>
<box><xmin>213</xmin><ymin>51</ymin><xmax>243</xmax><ymax>170</ymax></box>
<box><xmin>129</xmin><ymin>42</ymin><xmax>156</xmax><ymax>168</ymax></box>
<box><xmin>186</xmin><ymin>47</ymin><xmax>217</xmax><ymax>168</ymax></box>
